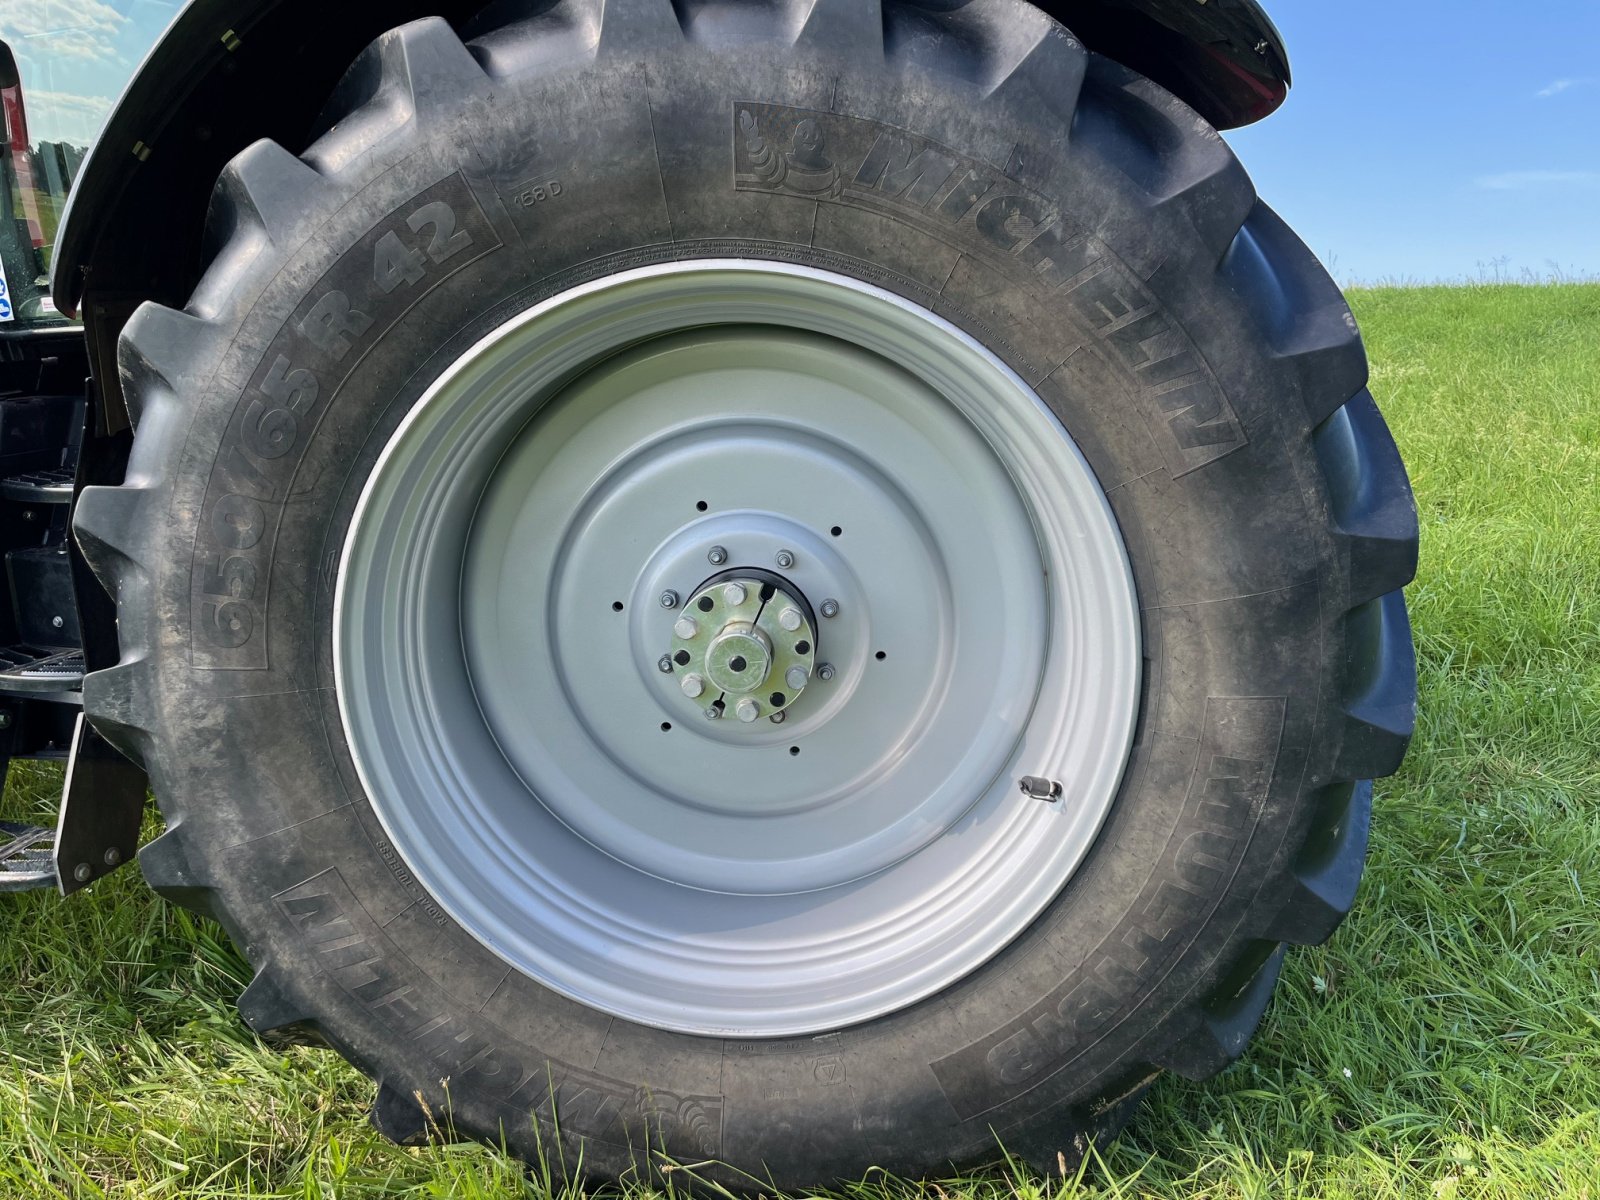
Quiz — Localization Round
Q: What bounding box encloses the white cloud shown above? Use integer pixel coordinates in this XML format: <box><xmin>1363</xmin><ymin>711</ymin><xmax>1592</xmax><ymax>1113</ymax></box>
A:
<box><xmin>0</xmin><ymin>0</ymin><xmax>128</xmax><ymax>64</ymax></box>
<box><xmin>1536</xmin><ymin>78</ymin><xmax>1592</xmax><ymax>98</ymax></box>
<box><xmin>1476</xmin><ymin>170</ymin><xmax>1600</xmax><ymax>191</ymax></box>
<box><xmin>20</xmin><ymin>88</ymin><xmax>111</xmax><ymax>146</ymax></box>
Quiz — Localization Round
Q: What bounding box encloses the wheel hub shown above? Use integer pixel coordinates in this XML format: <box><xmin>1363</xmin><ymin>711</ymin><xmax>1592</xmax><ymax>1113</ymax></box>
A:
<box><xmin>671</xmin><ymin>575</ymin><xmax>817</xmax><ymax>721</ymax></box>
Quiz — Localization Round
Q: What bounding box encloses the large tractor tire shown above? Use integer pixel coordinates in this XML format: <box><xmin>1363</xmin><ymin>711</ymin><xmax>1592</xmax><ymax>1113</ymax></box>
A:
<box><xmin>74</xmin><ymin>0</ymin><xmax>1417</xmax><ymax>1187</ymax></box>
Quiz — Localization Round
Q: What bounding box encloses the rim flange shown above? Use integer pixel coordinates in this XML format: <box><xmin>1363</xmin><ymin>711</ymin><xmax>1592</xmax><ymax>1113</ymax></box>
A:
<box><xmin>334</xmin><ymin>260</ymin><xmax>1142</xmax><ymax>1036</ymax></box>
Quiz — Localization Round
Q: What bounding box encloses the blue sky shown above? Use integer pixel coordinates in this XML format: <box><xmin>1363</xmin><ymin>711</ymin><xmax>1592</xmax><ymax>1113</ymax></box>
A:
<box><xmin>1227</xmin><ymin>1</ymin><xmax>1600</xmax><ymax>284</ymax></box>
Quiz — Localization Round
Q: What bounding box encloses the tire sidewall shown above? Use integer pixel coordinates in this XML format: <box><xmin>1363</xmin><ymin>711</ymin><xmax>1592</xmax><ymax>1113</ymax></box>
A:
<box><xmin>137</xmin><ymin>38</ymin><xmax>1344</xmax><ymax>1181</ymax></box>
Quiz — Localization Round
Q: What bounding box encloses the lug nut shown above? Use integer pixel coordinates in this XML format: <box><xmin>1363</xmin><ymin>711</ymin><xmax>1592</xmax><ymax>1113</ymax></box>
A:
<box><xmin>819</xmin><ymin>598</ymin><xmax>840</xmax><ymax>619</ymax></box>
<box><xmin>769</xmin><ymin>710</ymin><xmax>787</xmax><ymax>724</ymax></box>
<box><xmin>704</xmin><ymin>704</ymin><xmax>722</xmax><ymax>721</ymax></box>
<box><xmin>680</xmin><ymin>674</ymin><xmax>707</xmax><ymax>699</ymax></box>
<box><xmin>785</xmin><ymin>666</ymin><xmax>809</xmax><ymax>691</ymax></box>
<box><xmin>659</xmin><ymin>590</ymin><xmax>679</xmax><ymax>609</ymax></box>
<box><xmin>817</xmin><ymin>662</ymin><xmax>836</xmax><ymax>681</ymax></box>
<box><xmin>707</xmin><ymin>545</ymin><xmax>728</xmax><ymax>565</ymax></box>
<box><xmin>657</xmin><ymin>654</ymin><xmax>674</xmax><ymax>674</ymax></box>
<box><xmin>774</xmin><ymin>549</ymin><xmax>795</xmax><ymax>569</ymax></box>
<box><xmin>777</xmin><ymin>607</ymin><xmax>803</xmax><ymax>632</ymax></box>
<box><xmin>735</xmin><ymin>698</ymin><xmax>760</xmax><ymax>723</ymax></box>
<box><xmin>723</xmin><ymin>582</ymin><xmax>748</xmax><ymax>606</ymax></box>
<box><xmin>674</xmin><ymin>616</ymin><xmax>699</xmax><ymax>640</ymax></box>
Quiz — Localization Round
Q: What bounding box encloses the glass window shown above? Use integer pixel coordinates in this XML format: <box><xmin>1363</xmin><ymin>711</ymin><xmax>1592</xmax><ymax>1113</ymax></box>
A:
<box><xmin>0</xmin><ymin>1</ymin><xmax>179</xmax><ymax>326</ymax></box>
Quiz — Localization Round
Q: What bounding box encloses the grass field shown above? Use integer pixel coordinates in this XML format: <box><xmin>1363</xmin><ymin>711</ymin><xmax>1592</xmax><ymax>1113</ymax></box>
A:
<box><xmin>3</xmin><ymin>283</ymin><xmax>1597</xmax><ymax>1198</ymax></box>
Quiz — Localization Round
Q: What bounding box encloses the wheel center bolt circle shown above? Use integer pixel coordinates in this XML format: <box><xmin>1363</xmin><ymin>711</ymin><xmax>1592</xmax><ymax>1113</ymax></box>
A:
<box><xmin>664</xmin><ymin>571</ymin><xmax>820</xmax><ymax>725</ymax></box>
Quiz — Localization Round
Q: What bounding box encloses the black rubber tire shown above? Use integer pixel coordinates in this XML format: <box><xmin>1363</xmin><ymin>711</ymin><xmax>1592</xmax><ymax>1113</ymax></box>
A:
<box><xmin>74</xmin><ymin>1</ymin><xmax>1418</xmax><ymax>1188</ymax></box>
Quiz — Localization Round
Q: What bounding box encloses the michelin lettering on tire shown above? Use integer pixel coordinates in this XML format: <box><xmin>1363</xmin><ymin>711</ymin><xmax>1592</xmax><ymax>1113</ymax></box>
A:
<box><xmin>733</xmin><ymin>102</ymin><xmax>1246</xmax><ymax>474</ymax></box>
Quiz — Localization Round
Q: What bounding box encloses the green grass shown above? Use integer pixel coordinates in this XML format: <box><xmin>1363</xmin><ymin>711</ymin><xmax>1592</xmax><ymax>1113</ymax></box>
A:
<box><xmin>4</xmin><ymin>283</ymin><xmax>1598</xmax><ymax>1197</ymax></box>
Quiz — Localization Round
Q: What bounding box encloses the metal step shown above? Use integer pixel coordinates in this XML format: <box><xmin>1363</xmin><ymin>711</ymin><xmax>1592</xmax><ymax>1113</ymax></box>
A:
<box><xmin>0</xmin><ymin>646</ymin><xmax>84</xmax><ymax>695</ymax></box>
<box><xmin>0</xmin><ymin>466</ymin><xmax>74</xmax><ymax>504</ymax></box>
<box><xmin>0</xmin><ymin>820</ymin><xmax>56</xmax><ymax>892</ymax></box>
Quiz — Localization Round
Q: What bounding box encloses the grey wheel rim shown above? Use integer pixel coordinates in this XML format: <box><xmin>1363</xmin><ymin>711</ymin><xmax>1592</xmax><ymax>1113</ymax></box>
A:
<box><xmin>335</xmin><ymin>261</ymin><xmax>1141</xmax><ymax>1036</ymax></box>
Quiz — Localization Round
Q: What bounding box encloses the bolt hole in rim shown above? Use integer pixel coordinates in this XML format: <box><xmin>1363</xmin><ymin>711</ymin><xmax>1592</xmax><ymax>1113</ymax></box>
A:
<box><xmin>335</xmin><ymin>261</ymin><xmax>1140</xmax><ymax>1036</ymax></box>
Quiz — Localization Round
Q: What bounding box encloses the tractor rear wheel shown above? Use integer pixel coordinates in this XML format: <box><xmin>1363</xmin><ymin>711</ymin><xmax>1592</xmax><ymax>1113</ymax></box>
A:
<box><xmin>74</xmin><ymin>1</ymin><xmax>1417</xmax><ymax>1187</ymax></box>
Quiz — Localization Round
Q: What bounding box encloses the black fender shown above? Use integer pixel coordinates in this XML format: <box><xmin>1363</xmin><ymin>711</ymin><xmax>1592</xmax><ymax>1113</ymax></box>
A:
<box><xmin>51</xmin><ymin>0</ymin><xmax>1289</xmax><ymax>324</ymax></box>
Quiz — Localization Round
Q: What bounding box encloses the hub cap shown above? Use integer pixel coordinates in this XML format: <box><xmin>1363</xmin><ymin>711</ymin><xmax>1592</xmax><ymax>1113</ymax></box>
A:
<box><xmin>335</xmin><ymin>261</ymin><xmax>1141</xmax><ymax>1036</ymax></box>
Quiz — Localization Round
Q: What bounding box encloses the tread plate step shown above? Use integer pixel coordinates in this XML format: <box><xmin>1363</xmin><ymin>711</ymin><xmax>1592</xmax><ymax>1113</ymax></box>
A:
<box><xmin>1</xmin><ymin>466</ymin><xmax>74</xmax><ymax>504</ymax></box>
<box><xmin>0</xmin><ymin>820</ymin><xmax>57</xmax><ymax>892</ymax></box>
<box><xmin>0</xmin><ymin>646</ymin><xmax>85</xmax><ymax>695</ymax></box>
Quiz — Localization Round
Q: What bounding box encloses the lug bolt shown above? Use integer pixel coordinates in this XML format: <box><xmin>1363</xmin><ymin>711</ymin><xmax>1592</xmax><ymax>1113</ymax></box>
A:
<box><xmin>817</xmin><ymin>663</ymin><xmax>836</xmax><ymax>681</ymax></box>
<box><xmin>657</xmin><ymin>654</ymin><xmax>674</xmax><ymax>674</ymax></box>
<box><xmin>769</xmin><ymin>710</ymin><xmax>787</xmax><ymax>724</ymax></box>
<box><xmin>777</xmin><ymin>607</ymin><xmax>803</xmax><ymax>632</ymax></box>
<box><xmin>820</xmin><ymin>598</ymin><xmax>840</xmax><ymax>619</ymax></box>
<box><xmin>707</xmin><ymin>545</ymin><xmax>728</xmax><ymax>565</ymax></box>
<box><xmin>785</xmin><ymin>666</ymin><xmax>809</xmax><ymax>691</ymax></box>
<box><xmin>680</xmin><ymin>673</ymin><xmax>707</xmax><ymax>699</ymax></box>
<box><xmin>735</xmin><ymin>698</ymin><xmax>761</xmax><ymax>723</ymax></box>
<box><xmin>659</xmin><ymin>590</ymin><xmax>680</xmax><ymax>609</ymax></box>
<box><xmin>674</xmin><ymin>616</ymin><xmax>699</xmax><ymax>640</ymax></box>
<box><xmin>774</xmin><ymin>549</ymin><xmax>795</xmax><ymax>569</ymax></box>
<box><xmin>704</xmin><ymin>704</ymin><xmax>722</xmax><ymax>721</ymax></box>
<box><xmin>723</xmin><ymin>582</ymin><xmax>748</xmax><ymax>606</ymax></box>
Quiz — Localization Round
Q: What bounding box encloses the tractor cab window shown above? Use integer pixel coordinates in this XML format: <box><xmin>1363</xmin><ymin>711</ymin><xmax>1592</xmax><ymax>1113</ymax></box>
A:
<box><xmin>0</xmin><ymin>4</ymin><xmax>177</xmax><ymax>327</ymax></box>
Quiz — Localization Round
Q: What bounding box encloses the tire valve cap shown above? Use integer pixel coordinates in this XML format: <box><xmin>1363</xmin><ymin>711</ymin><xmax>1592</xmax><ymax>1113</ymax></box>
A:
<box><xmin>681</xmin><ymin>674</ymin><xmax>707</xmax><ymax>699</ymax></box>
<box><xmin>1019</xmin><ymin>776</ymin><xmax>1063</xmax><ymax>802</ymax></box>
<box><xmin>735</xmin><ymin>697</ymin><xmax>760</xmax><ymax>723</ymax></box>
<box><xmin>674</xmin><ymin>616</ymin><xmax>699</xmax><ymax>640</ymax></box>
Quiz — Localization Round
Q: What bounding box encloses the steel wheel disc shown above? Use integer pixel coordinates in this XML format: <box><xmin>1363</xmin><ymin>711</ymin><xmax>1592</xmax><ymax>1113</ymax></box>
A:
<box><xmin>335</xmin><ymin>261</ymin><xmax>1140</xmax><ymax>1036</ymax></box>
